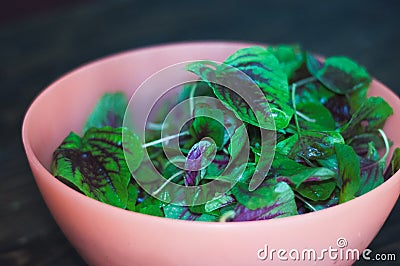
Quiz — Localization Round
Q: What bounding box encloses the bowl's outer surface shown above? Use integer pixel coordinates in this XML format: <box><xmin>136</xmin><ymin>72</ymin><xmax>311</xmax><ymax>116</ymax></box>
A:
<box><xmin>23</xmin><ymin>42</ymin><xmax>400</xmax><ymax>266</ymax></box>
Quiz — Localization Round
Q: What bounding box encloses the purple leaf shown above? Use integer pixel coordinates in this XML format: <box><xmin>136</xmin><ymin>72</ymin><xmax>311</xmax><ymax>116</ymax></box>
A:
<box><xmin>356</xmin><ymin>142</ymin><xmax>384</xmax><ymax>195</ymax></box>
<box><xmin>232</xmin><ymin>203</ymin><xmax>284</xmax><ymax>221</ymax></box>
<box><xmin>163</xmin><ymin>205</ymin><xmax>217</xmax><ymax>221</ymax></box>
<box><xmin>230</xmin><ymin>181</ymin><xmax>298</xmax><ymax>221</ymax></box>
<box><xmin>184</xmin><ymin>139</ymin><xmax>217</xmax><ymax>186</ymax></box>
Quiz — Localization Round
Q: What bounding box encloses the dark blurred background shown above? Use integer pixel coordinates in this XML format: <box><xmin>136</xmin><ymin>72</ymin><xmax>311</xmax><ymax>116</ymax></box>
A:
<box><xmin>1</xmin><ymin>0</ymin><xmax>399</xmax><ymax>265</ymax></box>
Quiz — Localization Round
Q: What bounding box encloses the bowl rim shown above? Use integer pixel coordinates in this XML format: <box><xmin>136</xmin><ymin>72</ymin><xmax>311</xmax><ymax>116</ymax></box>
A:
<box><xmin>22</xmin><ymin>40</ymin><xmax>400</xmax><ymax>227</ymax></box>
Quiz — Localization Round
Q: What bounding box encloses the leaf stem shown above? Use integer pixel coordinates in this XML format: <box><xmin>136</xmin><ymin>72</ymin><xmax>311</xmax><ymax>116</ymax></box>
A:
<box><xmin>152</xmin><ymin>170</ymin><xmax>185</xmax><ymax>196</ymax></box>
<box><xmin>290</xmin><ymin>76</ymin><xmax>318</xmax><ymax>127</ymax></box>
<box><xmin>146</xmin><ymin>122</ymin><xmax>166</xmax><ymax>131</ymax></box>
<box><xmin>142</xmin><ymin>131</ymin><xmax>190</xmax><ymax>148</ymax></box>
<box><xmin>295</xmin><ymin>193</ymin><xmax>317</xmax><ymax>212</ymax></box>
<box><xmin>163</xmin><ymin>156</ymin><xmax>186</xmax><ymax>170</ymax></box>
<box><xmin>291</xmin><ymin>83</ymin><xmax>301</xmax><ymax>137</ymax></box>
<box><xmin>291</xmin><ymin>76</ymin><xmax>317</xmax><ymax>87</ymax></box>
<box><xmin>299</xmin><ymin>155</ymin><xmax>318</xmax><ymax>168</ymax></box>
<box><xmin>219</xmin><ymin>210</ymin><xmax>236</xmax><ymax>222</ymax></box>
<box><xmin>148</xmin><ymin>149</ymin><xmax>163</xmax><ymax>160</ymax></box>
<box><xmin>223</xmin><ymin>147</ymin><xmax>229</xmax><ymax>155</ymax></box>
<box><xmin>296</xmin><ymin>111</ymin><xmax>316</xmax><ymax>123</ymax></box>
<box><xmin>189</xmin><ymin>83</ymin><xmax>197</xmax><ymax>116</ymax></box>
<box><xmin>378</xmin><ymin>129</ymin><xmax>390</xmax><ymax>162</ymax></box>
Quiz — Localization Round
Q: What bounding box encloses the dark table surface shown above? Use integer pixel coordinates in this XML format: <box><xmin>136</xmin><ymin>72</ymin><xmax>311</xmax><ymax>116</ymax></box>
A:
<box><xmin>1</xmin><ymin>0</ymin><xmax>399</xmax><ymax>265</ymax></box>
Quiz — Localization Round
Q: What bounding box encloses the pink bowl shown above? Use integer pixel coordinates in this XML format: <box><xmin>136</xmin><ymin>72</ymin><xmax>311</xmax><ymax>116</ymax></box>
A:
<box><xmin>22</xmin><ymin>42</ymin><xmax>400</xmax><ymax>265</ymax></box>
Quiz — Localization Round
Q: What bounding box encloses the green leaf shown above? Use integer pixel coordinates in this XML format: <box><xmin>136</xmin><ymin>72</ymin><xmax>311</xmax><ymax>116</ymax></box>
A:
<box><xmin>178</xmin><ymin>81</ymin><xmax>216</xmax><ymax>102</ymax></box>
<box><xmin>204</xmin><ymin>163</ymin><xmax>255</xmax><ymax>185</ymax></box>
<box><xmin>51</xmin><ymin>127</ymin><xmax>143</xmax><ymax>208</ymax></box>
<box><xmin>138</xmin><ymin>205</ymin><xmax>164</xmax><ymax>217</ymax></box>
<box><xmin>306</xmin><ymin>188</ymin><xmax>339</xmax><ymax>211</ymax></box>
<box><xmin>346</xmin><ymin>132</ymin><xmax>386</xmax><ymax>156</ymax></box>
<box><xmin>267</xmin><ymin>44</ymin><xmax>305</xmax><ymax>79</ymax></box>
<box><xmin>276</xmin><ymin>134</ymin><xmax>298</xmax><ymax>156</ymax></box>
<box><xmin>199</xmin><ymin>124</ymin><xmax>250</xmax><ymax>185</ymax></box>
<box><xmin>188</xmin><ymin>203</ymin><xmax>220</xmax><ymax>216</ymax></box>
<box><xmin>366</xmin><ymin>141</ymin><xmax>380</xmax><ymax>161</ymax></box>
<box><xmin>295</xmin><ymin>80</ymin><xmax>334</xmax><ymax>105</ymax></box>
<box><xmin>224</xmin><ymin>47</ymin><xmax>293</xmax><ymax>129</ymax></box>
<box><xmin>231</xmin><ymin>181</ymin><xmax>298</xmax><ymax>221</ymax></box>
<box><xmin>136</xmin><ymin>196</ymin><xmax>165</xmax><ymax>217</ymax></box>
<box><xmin>231</xmin><ymin>182</ymin><xmax>274</xmax><ymax>210</ymax></box>
<box><xmin>296</xmin><ymin>102</ymin><xmax>335</xmax><ymax>131</ymax></box>
<box><xmin>204</xmin><ymin>194</ymin><xmax>235</xmax><ymax>212</ymax></box>
<box><xmin>390</xmin><ymin>148</ymin><xmax>400</xmax><ymax>176</ymax></box>
<box><xmin>187</xmin><ymin>46</ymin><xmax>293</xmax><ymax>129</ymax></box>
<box><xmin>295</xmin><ymin>180</ymin><xmax>336</xmax><ymax>201</ymax></box>
<box><xmin>306</xmin><ymin>54</ymin><xmax>372</xmax><ymax>94</ymax></box>
<box><xmin>231</xmin><ymin>180</ymin><xmax>297</xmax><ymax>210</ymax></box>
<box><xmin>356</xmin><ymin>143</ymin><xmax>384</xmax><ymax>196</ymax></box>
<box><xmin>162</xmin><ymin>157</ymin><xmax>185</xmax><ymax>179</ymax></box>
<box><xmin>341</xmin><ymin>97</ymin><xmax>393</xmax><ymax>138</ymax></box>
<box><xmin>163</xmin><ymin>205</ymin><xmax>218</xmax><ymax>221</ymax></box>
<box><xmin>133</xmin><ymin>160</ymin><xmax>176</xmax><ymax>204</ymax></box>
<box><xmin>203</xmin><ymin>154</ymin><xmax>229</xmax><ymax>178</ymax></box>
<box><xmin>228</xmin><ymin>124</ymin><xmax>248</xmax><ymax>160</ymax></box>
<box><xmin>272</xmin><ymin>153</ymin><xmax>336</xmax><ymax>187</ymax></box>
<box><xmin>126</xmin><ymin>183</ymin><xmax>139</xmax><ymax>211</ymax></box>
<box><xmin>190</xmin><ymin>104</ymin><xmax>225</xmax><ymax>148</ymax></box>
<box><xmin>318</xmin><ymin>155</ymin><xmax>338</xmax><ymax>172</ymax></box>
<box><xmin>348</xmin><ymin>86</ymin><xmax>368</xmax><ymax>112</ymax></box>
<box><xmin>228</xmin><ymin>124</ymin><xmax>272</xmax><ymax>191</ymax></box>
<box><xmin>187</xmin><ymin>60</ymin><xmax>274</xmax><ymax>129</ymax></box>
<box><xmin>289</xmin><ymin>131</ymin><xmax>344</xmax><ymax>160</ymax></box>
<box><xmin>83</xmin><ymin>92</ymin><xmax>128</xmax><ymax>134</ymax></box>
<box><xmin>335</xmin><ymin>144</ymin><xmax>361</xmax><ymax>203</ymax></box>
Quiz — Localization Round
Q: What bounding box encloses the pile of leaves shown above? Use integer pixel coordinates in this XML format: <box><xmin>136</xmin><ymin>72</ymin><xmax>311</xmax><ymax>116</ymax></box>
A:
<box><xmin>51</xmin><ymin>45</ymin><xmax>400</xmax><ymax>222</ymax></box>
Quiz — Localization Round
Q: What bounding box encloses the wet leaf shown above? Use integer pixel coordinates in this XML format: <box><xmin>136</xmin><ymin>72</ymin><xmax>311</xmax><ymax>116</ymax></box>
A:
<box><xmin>289</xmin><ymin>131</ymin><xmax>344</xmax><ymax>160</ymax></box>
<box><xmin>295</xmin><ymin>180</ymin><xmax>336</xmax><ymax>201</ymax></box>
